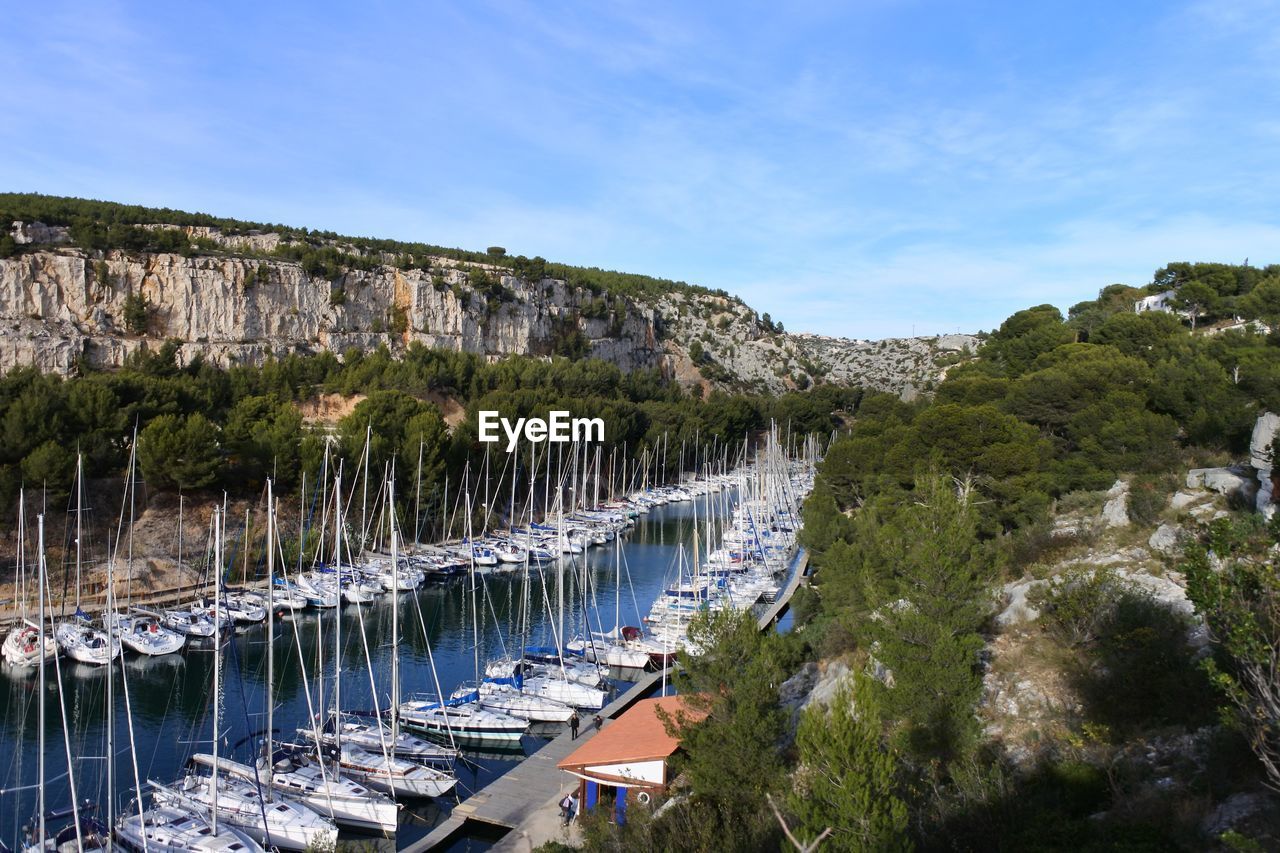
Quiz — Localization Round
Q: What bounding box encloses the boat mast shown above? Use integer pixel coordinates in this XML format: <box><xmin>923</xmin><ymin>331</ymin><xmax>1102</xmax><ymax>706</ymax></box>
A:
<box><xmin>266</xmin><ymin>478</ymin><xmax>276</xmax><ymax>796</ymax></box>
<box><xmin>75</xmin><ymin>452</ymin><xmax>83</xmax><ymax>612</ymax></box>
<box><xmin>32</xmin><ymin>497</ymin><xmax>45</xmax><ymax>852</ymax></box>
<box><xmin>361</xmin><ymin>424</ymin><xmax>371</xmax><ymax>557</ymax></box>
<box><xmin>105</xmin><ymin>464</ymin><xmax>116</xmax><ymax>841</ymax></box>
<box><xmin>119</xmin><ymin>432</ymin><xmax>148</xmax><ymax>842</ymax></box>
<box><xmin>466</xmin><ymin>486</ymin><xmax>480</xmax><ymax>684</ymax></box>
<box><xmin>390</xmin><ymin>476</ymin><xmax>400</xmax><ymax>740</ymax></box>
<box><xmin>414</xmin><ymin>436</ymin><xmax>424</xmax><ymax>545</ymax></box>
<box><xmin>333</xmin><ymin>471</ymin><xmax>343</xmax><ymax>767</ymax></box>
<box><xmin>212</xmin><ymin>507</ymin><xmax>222</xmax><ymax>834</ymax></box>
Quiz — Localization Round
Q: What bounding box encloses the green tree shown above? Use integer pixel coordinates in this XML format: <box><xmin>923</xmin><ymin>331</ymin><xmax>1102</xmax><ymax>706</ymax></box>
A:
<box><xmin>223</xmin><ymin>395</ymin><xmax>304</xmax><ymax>488</ymax></box>
<box><xmin>1237</xmin><ymin>275</ymin><xmax>1280</xmax><ymax>329</ymax></box>
<box><xmin>662</xmin><ymin>609</ymin><xmax>788</xmax><ymax>848</ymax></box>
<box><xmin>1183</xmin><ymin>532</ymin><xmax>1280</xmax><ymax>789</ymax></box>
<box><xmin>123</xmin><ymin>293</ymin><xmax>150</xmax><ymax>335</ymax></box>
<box><xmin>139</xmin><ymin>413</ymin><xmax>220</xmax><ymax>490</ymax></box>
<box><xmin>1171</xmin><ymin>280</ymin><xmax>1218</xmax><ymax>330</ymax></box>
<box><xmin>21</xmin><ymin>440</ymin><xmax>76</xmax><ymax>502</ymax></box>
<box><xmin>979</xmin><ymin>305</ymin><xmax>1075</xmax><ymax>377</ymax></box>
<box><xmin>857</xmin><ymin>472</ymin><xmax>999</xmax><ymax>760</ymax></box>
<box><xmin>787</xmin><ymin>679</ymin><xmax>911</xmax><ymax>853</ymax></box>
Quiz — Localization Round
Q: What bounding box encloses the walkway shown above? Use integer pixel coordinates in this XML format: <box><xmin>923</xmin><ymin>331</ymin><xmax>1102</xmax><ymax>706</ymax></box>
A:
<box><xmin>407</xmin><ymin>548</ymin><xmax>810</xmax><ymax>852</ymax></box>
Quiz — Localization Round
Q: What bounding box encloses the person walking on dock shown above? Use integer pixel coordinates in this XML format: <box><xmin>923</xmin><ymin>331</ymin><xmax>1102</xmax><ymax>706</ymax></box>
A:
<box><xmin>593</xmin><ymin>714</ymin><xmax>603</xmax><ymax>732</ymax></box>
<box><xmin>569</xmin><ymin>711</ymin><xmax>580</xmax><ymax>739</ymax></box>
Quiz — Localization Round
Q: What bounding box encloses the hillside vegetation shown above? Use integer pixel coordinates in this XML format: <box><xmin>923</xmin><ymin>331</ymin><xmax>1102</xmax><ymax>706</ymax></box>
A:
<box><xmin>0</xmin><ymin>340</ymin><xmax>856</xmax><ymax>533</ymax></box>
<box><xmin>578</xmin><ymin>263</ymin><xmax>1280</xmax><ymax>852</ymax></box>
<box><xmin>0</xmin><ymin>192</ymin><xmax>736</xmax><ymax>305</ymax></box>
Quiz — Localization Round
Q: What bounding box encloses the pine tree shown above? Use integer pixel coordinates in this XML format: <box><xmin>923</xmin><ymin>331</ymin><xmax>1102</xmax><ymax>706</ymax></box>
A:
<box><xmin>788</xmin><ymin>678</ymin><xmax>911</xmax><ymax>853</ymax></box>
<box><xmin>859</xmin><ymin>471</ymin><xmax>999</xmax><ymax>760</ymax></box>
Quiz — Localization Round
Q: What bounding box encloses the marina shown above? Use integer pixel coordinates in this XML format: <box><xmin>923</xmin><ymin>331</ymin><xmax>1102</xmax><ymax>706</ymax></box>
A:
<box><xmin>0</xmin><ymin>435</ymin><xmax>814</xmax><ymax>851</ymax></box>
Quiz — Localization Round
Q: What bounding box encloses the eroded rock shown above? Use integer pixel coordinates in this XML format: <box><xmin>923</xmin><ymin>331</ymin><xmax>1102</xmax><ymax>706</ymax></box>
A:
<box><xmin>1101</xmin><ymin>480</ymin><xmax>1130</xmax><ymax>528</ymax></box>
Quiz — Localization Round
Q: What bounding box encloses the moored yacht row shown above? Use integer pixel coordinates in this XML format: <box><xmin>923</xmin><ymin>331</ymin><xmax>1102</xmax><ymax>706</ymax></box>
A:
<box><xmin>4</xmin><ymin>433</ymin><xmax>818</xmax><ymax>851</ymax></box>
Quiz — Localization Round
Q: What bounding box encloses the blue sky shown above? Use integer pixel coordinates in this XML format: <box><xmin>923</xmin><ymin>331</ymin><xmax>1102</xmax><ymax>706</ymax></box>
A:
<box><xmin>2</xmin><ymin>1</ymin><xmax>1278</xmax><ymax>339</ymax></box>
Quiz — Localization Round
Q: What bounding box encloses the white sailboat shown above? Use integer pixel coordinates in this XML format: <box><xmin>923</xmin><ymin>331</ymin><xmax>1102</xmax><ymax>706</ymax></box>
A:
<box><xmin>162</xmin><ymin>507</ymin><xmax>337</xmax><ymax>852</ymax></box>
<box><xmin>115</xmin><ymin>793</ymin><xmax>264</xmax><ymax>853</ymax></box>
<box><xmin>54</xmin><ymin>456</ymin><xmax>120</xmax><ymax>666</ymax></box>
<box><xmin>2</xmin><ymin>492</ymin><xmax>57</xmax><ymax>668</ymax></box>
<box><xmin>112</xmin><ymin>611</ymin><xmax>186</xmax><ymax>656</ymax></box>
<box><xmin>263</xmin><ymin>480</ymin><xmax>401</xmax><ymax>834</ymax></box>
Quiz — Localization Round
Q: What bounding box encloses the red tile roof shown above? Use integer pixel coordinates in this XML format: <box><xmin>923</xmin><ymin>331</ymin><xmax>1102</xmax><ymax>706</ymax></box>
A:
<box><xmin>558</xmin><ymin>695</ymin><xmax>705</xmax><ymax>771</ymax></box>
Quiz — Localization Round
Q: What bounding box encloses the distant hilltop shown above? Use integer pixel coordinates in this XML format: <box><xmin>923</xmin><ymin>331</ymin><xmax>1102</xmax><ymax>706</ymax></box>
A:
<box><xmin>0</xmin><ymin>193</ymin><xmax>974</xmax><ymax>395</ymax></box>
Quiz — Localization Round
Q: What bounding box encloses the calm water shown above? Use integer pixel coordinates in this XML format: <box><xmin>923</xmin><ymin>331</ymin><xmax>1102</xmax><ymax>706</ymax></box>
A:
<box><xmin>0</xmin><ymin>495</ymin><xmax>733</xmax><ymax>849</ymax></box>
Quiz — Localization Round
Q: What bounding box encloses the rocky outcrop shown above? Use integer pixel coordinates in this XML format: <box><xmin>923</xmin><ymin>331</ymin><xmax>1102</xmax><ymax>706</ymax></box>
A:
<box><xmin>790</xmin><ymin>332</ymin><xmax>979</xmax><ymax>397</ymax></box>
<box><xmin>9</xmin><ymin>220</ymin><xmax>70</xmax><ymax>245</ymax></box>
<box><xmin>1186</xmin><ymin>466</ymin><xmax>1255</xmax><ymax>501</ymax></box>
<box><xmin>1251</xmin><ymin>412</ymin><xmax>1280</xmax><ymax>518</ymax></box>
<box><xmin>1148</xmin><ymin>523</ymin><xmax>1181</xmax><ymax>555</ymax></box>
<box><xmin>0</xmin><ymin>223</ymin><xmax>977</xmax><ymax>394</ymax></box>
<box><xmin>0</xmin><ymin>247</ymin><xmax>665</xmax><ymax>376</ymax></box>
<box><xmin>1101</xmin><ymin>480</ymin><xmax>1130</xmax><ymax>527</ymax></box>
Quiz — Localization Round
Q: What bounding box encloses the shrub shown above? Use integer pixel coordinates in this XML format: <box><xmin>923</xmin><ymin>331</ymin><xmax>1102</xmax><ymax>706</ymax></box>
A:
<box><xmin>122</xmin><ymin>293</ymin><xmax>149</xmax><ymax>334</ymax></box>
<box><xmin>390</xmin><ymin>305</ymin><xmax>409</xmax><ymax>335</ymax></box>
<box><xmin>1029</xmin><ymin>568</ymin><xmax>1130</xmax><ymax>647</ymax></box>
<box><xmin>1073</xmin><ymin>593</ymin><xmax>1217</xmax><ymax>738</ymax></box>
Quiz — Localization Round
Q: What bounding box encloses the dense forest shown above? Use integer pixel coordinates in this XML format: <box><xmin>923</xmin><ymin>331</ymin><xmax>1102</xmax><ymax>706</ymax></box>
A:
<box><xmin>571</xmin><ymin>262</ymin><xmax>1280</xmax><ymax>852</ymax></box>
<box><xmin>0</xmin><ymin>192</ymin><xmax>741</xmax><ymax>305</ymax></box>
<box><xmin>0</xmin><ymin>339</ymin><xmax>855</xmax><ymax>532</ymax></box>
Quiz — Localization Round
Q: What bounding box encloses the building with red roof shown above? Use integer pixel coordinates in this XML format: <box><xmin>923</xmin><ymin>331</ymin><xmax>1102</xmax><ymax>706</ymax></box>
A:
<box><xmin>556</xmin><ymin>694</ymin><xmax>704</xmax><ymax>824</ymax></box>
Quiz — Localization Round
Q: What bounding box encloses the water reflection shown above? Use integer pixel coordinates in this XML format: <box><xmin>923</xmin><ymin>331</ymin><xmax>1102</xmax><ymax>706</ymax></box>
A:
<box><xmin>0</xmin><ymin>495</ymin><xmax>726</xmax><ymax>847</ymax></box>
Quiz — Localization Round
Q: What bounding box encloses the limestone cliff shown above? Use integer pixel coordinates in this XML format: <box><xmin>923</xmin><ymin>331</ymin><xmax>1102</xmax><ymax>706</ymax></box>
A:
<box><xmin>0</xmin><ymin>220</ymin><xmax>975</xmax><ymax>394</ymax></box>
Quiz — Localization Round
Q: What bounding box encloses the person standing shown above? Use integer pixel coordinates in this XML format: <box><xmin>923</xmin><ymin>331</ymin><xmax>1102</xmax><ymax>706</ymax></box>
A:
<box><xmin>569</xmin><ymin>711</ymin><xmax>580</xmax><ymax>739</ymax></box>
<box><xmin>559</xmin><ymin>793</ymin><xmax>573</xmax><ymax>826</ymax></box>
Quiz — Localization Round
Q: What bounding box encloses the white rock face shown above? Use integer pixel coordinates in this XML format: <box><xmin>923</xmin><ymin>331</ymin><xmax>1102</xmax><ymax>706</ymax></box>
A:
<box><xmin>1251</xmin><ymin>412</ymin><xmax>1280</xmax><ymax>519</ymax></box>
<box><xmin>1101</xmin><ymin>480</ymin><xmax>1130</xmax><ymax>527</ymax></box>
<box><xmin>996</xmin><ymin>577</ymin><xmax>1044</xmax><ymax>627</ymax></box>
<box><xmin>804</xmin><ymin>660</ymin><xmax>853</xmax><ymax>708</ymax></box>
<box><xmin>1115</xmin><ymin>568</ymin><xmax>1196</xmax><ymax>621</ymax></box>
<box><xmin>787</xmin><ymin>332</ymin><xmax>979</xmax><ymax>397</ymax></box>
<box><xmin>9</xmin><ymin>221</ymin><xmax>70</xmax><ymax>245</ymax></box>
<box><xmin>0</xmin><ymin>236</ymin><xmax>975</xmax><ymax>394</ymax></box>
<box><xmin>1186</xmin><ymin>466</ymin><xmax>1254</xmax><ymax>499</ymax></box>
<box><xmin>1148</xmin><ymin>524</ymin><xmax>1181</xmax><ymax>555</ymax></box>
<box><xmin>1170</xmin><ymin>490</ymin><xmax>1206</xmax><ymax>511</ymax></box>
<box><xmin>0</xmin><ymin>249</ymin><xmax>665</xmax><ymax>376</ymax></box>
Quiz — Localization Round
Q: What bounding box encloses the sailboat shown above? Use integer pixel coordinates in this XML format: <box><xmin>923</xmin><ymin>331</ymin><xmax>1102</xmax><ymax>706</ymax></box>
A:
<box><xmin>566</xmin><ymin>534</ymin><xmax>651</xmax><ymax>671</ymax></box>
<box><xmin>54</xmin><ymin>456</ymin><xmax>120</xmax><ymax>666</ymax></box>
<box><xmin>398</xmin><ymin>486</ymin><xmax>528</xmax><ymax>745</ymax></box>
<box><xmin>115</xmin><ymin>792</ymin><xmax>263</xmax><ymax>853</ymax></box>
<box><xmin>16</xmin><ymin>513</ymin><xmax>110</xmax><ymax>853</ymax></box>
<box><xmin>112</xmin><ymin>610</ymin><xmax>186</xmax><ymax>656</ymax></box>
<box><xmin>158</xmin><ymin>507</ymin><xmax>338</xmax><ymax>851</ymax></box>
<box><xmin>108</xmin><ymin>446</ymin><xmax>187</xmax><ymax>657</ymax></box>
<box><xmin>315</xmin><ymin>475</ymin><xmax>458</xmax><ymax>799</ymax></box>
<box><xmin>227</xmin><ymin>482</ymin><xmax>401</xmax><ymax>834</ymax></box>
<box><xmin>2</xmin><ymin>492</ymin><xmax>58</xmax><ymax>668</ymax></box>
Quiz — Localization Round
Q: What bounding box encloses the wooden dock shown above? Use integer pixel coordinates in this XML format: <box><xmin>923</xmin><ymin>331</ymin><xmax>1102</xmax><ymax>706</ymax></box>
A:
<box><xmin>406</xmin><ymin>549</ymin><xmax>811</xmax><ymax>852</ymax></box>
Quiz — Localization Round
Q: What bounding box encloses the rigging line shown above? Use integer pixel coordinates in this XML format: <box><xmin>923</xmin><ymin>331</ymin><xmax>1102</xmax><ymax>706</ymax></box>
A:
<box><xmin>407</xmin><ymin>575</ymin><xmax>458</xmax><ymax>751</ymax></box>
<box><xmin>226</xmin><ymin>623</ymin><xmax>276</xmax><ymax>847</ymax></box>
<box><xmin>276</xmin><ymin>534</ymin><xmax>339</xmax><ymax>813</ymax></box>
